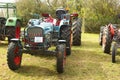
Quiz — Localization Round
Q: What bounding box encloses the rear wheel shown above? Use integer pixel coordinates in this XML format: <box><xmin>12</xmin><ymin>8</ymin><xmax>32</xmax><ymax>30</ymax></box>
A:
<box><xmin>56</xmin><ymin>44</ymin><xmax>66</xmax><ymax>73</ymax></box>
<box><xmin>99</xmin><ymin>33</ymin><xmax>103</xmax><ymax>46</ymax></box>
<box><xmin>7</xmin><ymin>42</ymin><xmax>22</xmax><ymax>70</ymax></box>
<box><xmin>99</xmin><ymin>26</ymin><xmax>104</xmax><ymax>46</ymax></box>
<box><xmin>112</xmin><ymin>42</ymin><xmax>117</xmax><ymax>63</ymax></box>
<box><xmin>0</xmin><ymin>17</ymin><xmax>6</xmax><ymax>41</ymax></box>
<box><xmin>102</xmin><ymin>27</ymin><xmax>112</xmax><ymax>54</ymax></box>
<box><xmin>60</xmin><ymin>26</ymin><xmax>71</xmax><ymax>55</ymax></box>
<box><xmin>72</xmin><ymin>18</ymin><xmax>82</xmax><ymax>46</ymax></box>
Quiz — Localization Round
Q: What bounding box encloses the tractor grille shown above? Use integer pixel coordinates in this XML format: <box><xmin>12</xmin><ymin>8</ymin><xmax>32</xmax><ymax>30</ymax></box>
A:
<box><xmin>27</xmin><ymin>27</ymin><xmax>43</xmax><ymax>37</ymax></box>
<box><xmin>27</xmin><ymin>27</ymin><xmax>43</xmax><ymax>42</ymax></box>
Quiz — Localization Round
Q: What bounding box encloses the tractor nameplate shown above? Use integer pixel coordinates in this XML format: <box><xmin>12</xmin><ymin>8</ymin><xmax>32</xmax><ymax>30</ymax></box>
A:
<box><xmin>34</xmin><ymin>37</ymin><xmax>43</xmax><ymax>43</ymax></box>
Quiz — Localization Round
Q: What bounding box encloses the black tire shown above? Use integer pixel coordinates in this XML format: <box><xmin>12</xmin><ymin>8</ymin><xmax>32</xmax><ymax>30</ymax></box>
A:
<box><xmin>72</xmin><ymin>18</ymin><xmax>82</xmax><ymax>46</ymax></box>
<box><xmin>7</xmin><ymin>42</ymin><xmax>22</xmax><ymax>70</ymax></box>
<box><xmin>99</xmin><ymin>26</ymin><xmax>104</xmax><ymax>46</ymax></box>
<box><xmin>60</xmin><ymin>26</ymin><xmax>71</xmax><ymax>55</ymax></box>
<box><xmin>56</xmin><ymin>44</ymin><xmax>66</xmax><ymax>73</ymax></box>
<box><xmin>0</xmin><ymin>17</ymin><xmax>6</xmax><ymax>41</ymax></box>
<box><xmin>102</xmin><ymin>27</ymin><xmax>112</xmax><ymax>54</ymax></box>
<box><xmin>112</xmin><ymin>42</ymin><xmax>117</xmax><ymax>63</ymax></box>
<box><xmin>99</xmin><ymin>33</ymin><xmax>103</xmax><ymax>46</ymax></box>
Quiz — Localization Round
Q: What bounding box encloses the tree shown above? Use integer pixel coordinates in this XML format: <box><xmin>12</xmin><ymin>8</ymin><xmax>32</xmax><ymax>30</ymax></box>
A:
<box><xmin>16</xmin><ymin>0</ymin><xmax>120</xmax><ymax>32</ymax></box>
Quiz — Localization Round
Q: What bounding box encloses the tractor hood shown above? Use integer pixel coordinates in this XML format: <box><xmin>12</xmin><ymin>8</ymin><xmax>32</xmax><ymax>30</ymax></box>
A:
<box><xmin>5</xmin><ymin>17</ymin><xmax>21</xmax><ymax>26</ymax></box>
<box><xmin>37</xmin><ymin>22</ymin><xmax>53</xmax><ymax>34</ymax></box>
<box><xmin>29</xmin><ymin>22</ymin><xmax>53</xmax><ymax>34</ymax></box>
<box><xmin>39</xmin><ymin>22</ymin><xmax>53</xmax><ymax>31</ymax></box>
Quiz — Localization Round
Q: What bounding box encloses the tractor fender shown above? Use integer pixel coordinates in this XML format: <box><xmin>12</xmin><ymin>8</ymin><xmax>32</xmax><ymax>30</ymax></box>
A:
<box><xmin>59</xmin><ymin>25</ymin><xmax>71</xmax><ymax>32</ymax></box>
<box><xmin>10</xmin><ymin>38</ymin><xmax>23</xmax><ymax>48</ymax></box>
<box><xmin>5</xmin><ymin>17</ymin><xmax>21</xmax><ymax>27</ymax></box>
<box><xmin>108</xmin><ymin>24</ymin><xmax>115</xmax><ymax>38</ymax></box>
<box><xmin>59</xmin><ymin>19</ymin><xmax>70</xmax><ymax>26</ymax></box>
<box><xmin>59</xmin><ymin>25</ymin><xmax>71</xmax><ymax>37</ymax></box>
<box><xmin>11</xmin><ymin>38</ymin><xmax>20</xmax><ymax>42</ymax></box>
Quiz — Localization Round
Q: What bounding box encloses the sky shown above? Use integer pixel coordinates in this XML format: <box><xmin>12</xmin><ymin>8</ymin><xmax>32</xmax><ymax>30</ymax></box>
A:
<box><xmin>0</xmin><ymin>0</ymin><xmax>15</xmax><ymax>3</ymax></box>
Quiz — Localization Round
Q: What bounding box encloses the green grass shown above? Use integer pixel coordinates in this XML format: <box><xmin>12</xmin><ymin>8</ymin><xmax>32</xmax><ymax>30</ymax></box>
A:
<box><xmin>1</xmin><ymin>33</ymin><xmax>120</xmax><ymax>80</ymax></box>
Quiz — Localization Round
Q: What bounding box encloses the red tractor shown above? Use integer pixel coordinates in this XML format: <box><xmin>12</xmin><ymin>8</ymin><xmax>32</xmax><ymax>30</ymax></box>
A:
<box><xmin>99</xmin><ymin>23</ymin><xmax>120</xmax><ymax>63</ymax></box>
<box><xmin>99</xmin><ymin>24</ymin><xmax>116</xmax><ymax>54</ymax></box>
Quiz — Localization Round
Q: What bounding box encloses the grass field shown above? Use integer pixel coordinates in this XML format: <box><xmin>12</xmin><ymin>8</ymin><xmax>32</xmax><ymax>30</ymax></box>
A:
<box><xmin>1</xmin><ymin>33</ymin><xmax>120</xmax><ymax>80</ymax></box>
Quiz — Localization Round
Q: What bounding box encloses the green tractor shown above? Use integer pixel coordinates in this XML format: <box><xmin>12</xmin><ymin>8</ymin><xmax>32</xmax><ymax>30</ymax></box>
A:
<box><xmin>0</xmin><ymin>2</ymin><xmax>21</xmax><ymax>43</ymax></box>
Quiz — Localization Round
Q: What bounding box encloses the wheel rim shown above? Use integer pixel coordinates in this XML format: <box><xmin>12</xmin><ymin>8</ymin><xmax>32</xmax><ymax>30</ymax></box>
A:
<box><xmin>14</xmin><ymin>56</ymin><xmax>21</xmax><ymax>65</ymax></box>
<box><xmin>14</xmin><ymin>46</ymin><xmax>21</xmax><ymax>65</ymax></box>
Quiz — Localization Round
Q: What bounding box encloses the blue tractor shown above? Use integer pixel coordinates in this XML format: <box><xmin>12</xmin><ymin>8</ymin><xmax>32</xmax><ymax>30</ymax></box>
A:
<box><xmin>7</xmin><ymin>8</ymin><xmax>72</xmax><ymax>73</ymax></box>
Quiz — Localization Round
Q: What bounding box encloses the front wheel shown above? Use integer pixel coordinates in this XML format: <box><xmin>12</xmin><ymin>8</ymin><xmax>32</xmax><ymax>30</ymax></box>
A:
<box><xmin>112</xmin><ymin>42</ymin><xmax>117</xmax><ymax>63</ymax></box>
<box><xmin>56</xmin><ymin>44</ymin><xmax>66</xmax><ymax>73</ymax></box>
<box><xmin>99</xmin><ymin>26</ymin><xmax>104</xmax><ymax>46</ymax></box>
<box><xmin>7</xmin><ymin>42</ymin><xmax>22</xmax><ymax>70</ymax></box>
<box><xmin>102</xmin><ymin>28</ymin><xmax>112</xmax><ymax>54</ymax></box>
<box><xmin>99</xmin><ymin>33</ymin><xmax>103</xmax><ymax>46</ymax></box>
